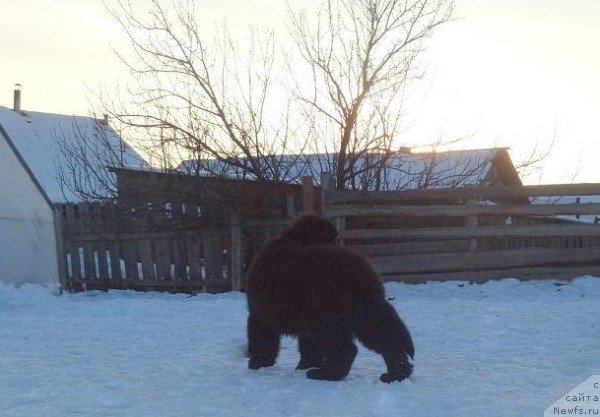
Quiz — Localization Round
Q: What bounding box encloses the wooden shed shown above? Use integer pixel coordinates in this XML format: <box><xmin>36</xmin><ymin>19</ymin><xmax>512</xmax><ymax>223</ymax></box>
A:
<box><xmin>111</xmin><ymin>167</ymin><xmax>315</xmax><ymax>226</ymax></box>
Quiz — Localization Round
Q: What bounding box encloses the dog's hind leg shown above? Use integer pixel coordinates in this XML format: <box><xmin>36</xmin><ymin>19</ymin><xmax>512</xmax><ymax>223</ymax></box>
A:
<box><xmin>247</xmin><ymin>314</ymin><xmax>280</xmax><ymax>369</ymax></box>
<box><xmin>354</xmin><ymin>301</ymin><xmax>414</xmax><ymax>383</ymax></box>
<box><xmin>296</xmin><ymin>335</ymin><xmax>323</xmax><ymax>370</ymax></box>
<box><xmin>305</xmin><ymin>318</ymin><xmax>357</xmax><ymax>381</ymax></box>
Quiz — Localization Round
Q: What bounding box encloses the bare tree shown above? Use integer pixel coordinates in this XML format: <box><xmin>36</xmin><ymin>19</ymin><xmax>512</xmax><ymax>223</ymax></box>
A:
<box><xmin>514</xmin><ymin>136</ymin><xmax>556</xmax><ymax>184</ymax></box>
<box><xmin>101</xmin><ymin>0</ymin><xmax>300</xmax><ymax>181</ymax></box>
<box><xmin>54</xmin><ymin>116</ymin><xmax>143</xmax><ymax>201</ymax></box>
<box><xmin>287</xmin><ymin>0</ymin><xmax>454</xmax><ymax>189</ymax></box>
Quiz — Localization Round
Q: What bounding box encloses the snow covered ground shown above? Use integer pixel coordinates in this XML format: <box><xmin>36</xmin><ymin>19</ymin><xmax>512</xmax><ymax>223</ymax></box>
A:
<box><xmin>1</xmin><ymin>277</ymin><xmax>599</xmax><ymax>417</ymax></box>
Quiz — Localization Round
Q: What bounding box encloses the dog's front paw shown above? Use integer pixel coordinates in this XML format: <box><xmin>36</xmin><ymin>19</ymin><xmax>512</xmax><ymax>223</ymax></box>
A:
<box><xmin>248</xmin><ymin>356</ymin><xmax>275</xmax><ymax>370</ymax></box>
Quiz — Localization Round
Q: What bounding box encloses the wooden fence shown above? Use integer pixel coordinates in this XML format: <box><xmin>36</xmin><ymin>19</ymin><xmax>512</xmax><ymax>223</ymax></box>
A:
<box><xmin>55</xmin><ymin>175</ymin><xmax>600</xmax><ymax>291</ymax></box>
<box><xmin>321</xmin><ymin>173</ymin><xmax>600</xmax><ymax>282</ymax></box>
<box><xmin>54</xmin><ymin>202</ymin><xmax>240</xmax><ymax>292</ymax></box>
<box><xmin>54</xmin><ymin>202</ymin><xmax>297</xmax><ymax>293</ymax></box>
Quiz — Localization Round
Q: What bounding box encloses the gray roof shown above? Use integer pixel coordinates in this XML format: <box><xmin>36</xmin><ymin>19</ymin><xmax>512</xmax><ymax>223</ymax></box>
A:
<box><xmin>177</xmin><ymin>148</ymin><xmax>505</xmax><ymax>190</ymax></box>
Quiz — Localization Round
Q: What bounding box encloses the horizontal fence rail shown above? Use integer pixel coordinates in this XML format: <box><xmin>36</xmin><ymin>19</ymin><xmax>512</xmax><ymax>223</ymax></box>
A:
<box><xmin>328</xmin><ymin>202</ymin><xmax>600</xmax><ymax>218</ymax></box>
<box><xmin>341</xmin><ymin>224</ymin><xmax>600</xmax><ymax>239</ymax></box>
<box><xmin>381</xmin><ymin>265</ymin><xmax>600</xmax><ymax>284</ymax></box>
<box><xmin>370</xmin><ymin>247</ymin><xmax>600</xmax><ymax>275</ymax></box>
<box><xmin>328</xmin><ymin>183</ymin><xmax>600</xmax><ymax>204</ymax></box>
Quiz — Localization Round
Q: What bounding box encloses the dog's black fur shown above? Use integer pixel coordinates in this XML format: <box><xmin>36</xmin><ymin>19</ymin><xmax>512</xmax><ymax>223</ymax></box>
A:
<box><xmin>246</xmin><ymin>214</ymin><xmax>414</xmax><ymax>383</ymax></box>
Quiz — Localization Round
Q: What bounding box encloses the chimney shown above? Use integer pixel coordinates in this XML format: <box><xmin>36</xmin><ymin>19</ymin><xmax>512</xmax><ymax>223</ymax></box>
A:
<box><xmin>101</xmin><ymin>114</ymin><xmax>109</xmax><ymax>125</ymax></box>
<box><xmin>398</xmin><ymin>146</ymin><xmax>412</xmax><ymax>154</ymax></box>
<box><xmin>13</xmin><ymin>83</ymin><xmax>22</xmax><ymax>113</ymax></box>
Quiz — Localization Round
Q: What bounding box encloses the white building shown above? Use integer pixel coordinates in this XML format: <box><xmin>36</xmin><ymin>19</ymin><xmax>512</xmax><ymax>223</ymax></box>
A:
<box><xmin>0</xmin><ymin>88</ymin><xmax>145</xmax><ymax>286</ymax></box>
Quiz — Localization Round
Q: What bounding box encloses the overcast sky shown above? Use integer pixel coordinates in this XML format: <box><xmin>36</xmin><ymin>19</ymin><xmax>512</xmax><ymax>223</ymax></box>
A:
<box><xmin>1</xmin><ymin>0</ymin><xmax>599</xmax><ymax>184</ymax></box>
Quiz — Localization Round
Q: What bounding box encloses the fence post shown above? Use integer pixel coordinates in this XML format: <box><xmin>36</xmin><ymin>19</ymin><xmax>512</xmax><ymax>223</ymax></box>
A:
<box><xmin>465</xmin><ymin>198</ymin><xmax>478</xmax><ymax>252</ymax></box>
<box><xmin>286</xmin><ymin>193</ymin><xmax>296</xmax><ymax>218</ymax></box>
<box><xmin>53</xmin><ymin>205</ymin><xmax>68</xmax><ymax>292</ymax></box>
<box><xmin>230</xmin><ymin>214</ymin><xmax>243</xmax><ymax>292</ymax></box>
<box><xmin>320</xmin><ymin>172</ymin><xmax>334</xmax><ymax>217</ymax></box>
<box><xmin>320</xmin><ymin>172</ymin><xmax>346</xmax><ymax>242</ymax></box>
<box><xmin>302</xmin><ymin>176</ymin><xmax>314</xmax><ymax>213</ymax></box>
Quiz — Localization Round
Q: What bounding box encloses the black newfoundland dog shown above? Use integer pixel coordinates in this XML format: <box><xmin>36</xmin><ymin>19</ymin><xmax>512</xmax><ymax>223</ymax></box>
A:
<box><xmin>246</xmin><ymin>214</ymin><xmax>414</xmax><ymax>383</ymax></box>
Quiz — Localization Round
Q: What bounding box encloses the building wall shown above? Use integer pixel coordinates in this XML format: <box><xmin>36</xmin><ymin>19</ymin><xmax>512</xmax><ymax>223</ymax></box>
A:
<box><xmin>0</xmin><ymin>134</ymin><xmax>58</xmax><ymax>286</ymax></box>
<box><xmin>115</xmin><ymin>169</ymin><xmax>320</xmax><ymax>226</ymax></box>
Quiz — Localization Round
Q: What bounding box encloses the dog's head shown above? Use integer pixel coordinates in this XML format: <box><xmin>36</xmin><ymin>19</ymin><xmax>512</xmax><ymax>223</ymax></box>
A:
<box><xmin>280</xmin><ymin>214</ymin><xmax>338</xmax><ymax>246</ymax></box>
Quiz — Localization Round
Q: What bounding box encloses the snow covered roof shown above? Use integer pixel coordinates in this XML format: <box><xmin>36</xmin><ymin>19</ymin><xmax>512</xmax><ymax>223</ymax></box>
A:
<box><xmin>533</xmin><ymin>195</ymin><xmax>600</xmax><ymax>224</ymax></box>
<box><xmin>369</xmin><ymin>148</ymin><xmax>500</xmax><ymax>189</ymax></box>
<box><xmin>177</xmin><ymin>148</ymin><xmax>515</xmax><ymax>190</ymax></box>
<box><xmin>0</xmin><ymin>106</ymin><xmax>146</xmax><ymax>203</ymax></box>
